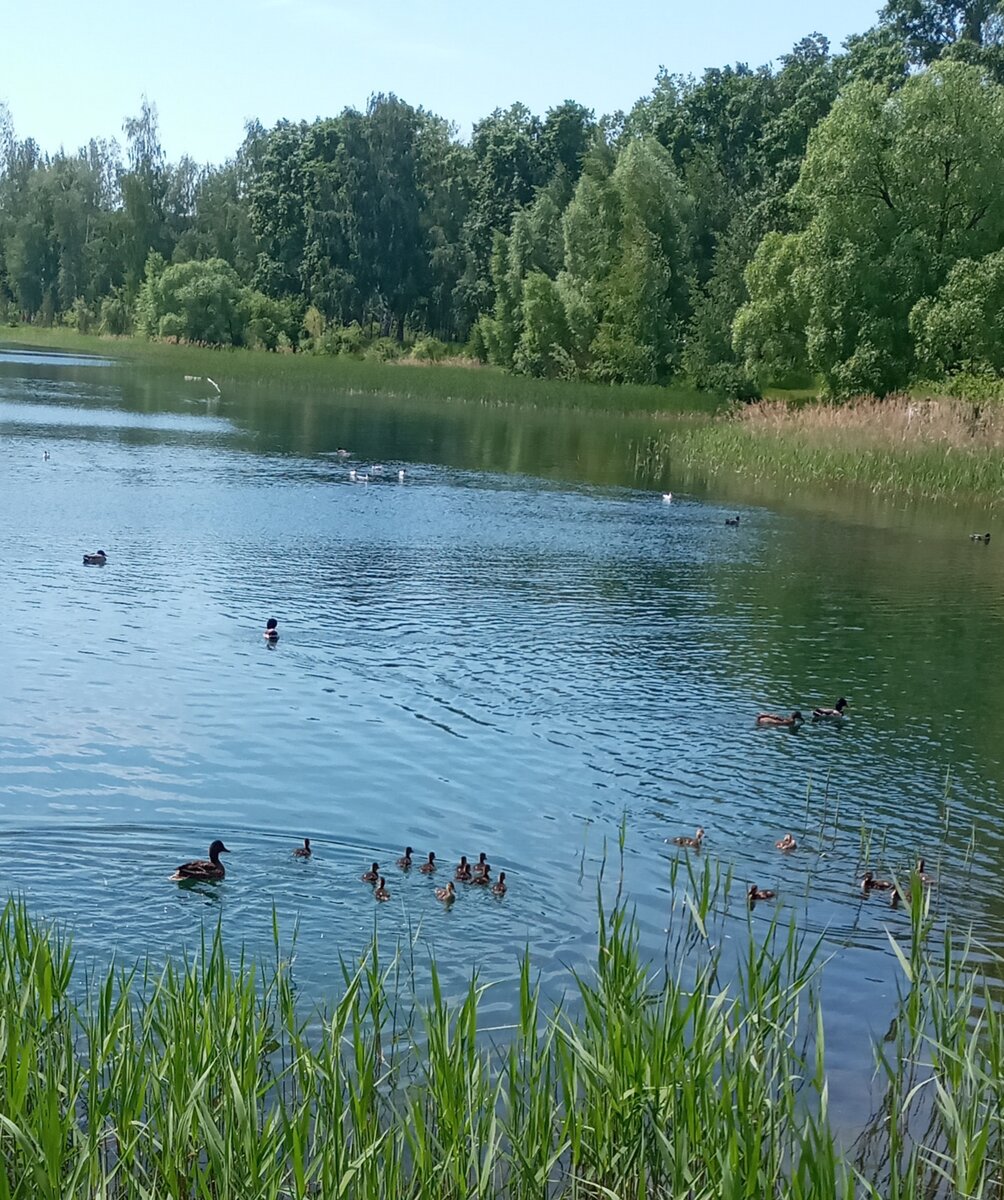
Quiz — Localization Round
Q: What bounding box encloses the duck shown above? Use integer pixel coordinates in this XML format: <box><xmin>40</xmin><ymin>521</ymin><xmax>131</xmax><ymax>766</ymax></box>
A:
<box><xmin>669</xmin><ymin>827</ymin><xmax>705</xmax><ymax>850</ymax></box>
<box><xmin>747</xmin><ymin>884</ymin><xmax>776</xmax><ymax>905</ymax></box>
<box><xmin>83</xmin><ymin>550</ymin><xmax>108</xmax><ymax>566</ymax></box>
<box><xmin>812</xmin><ymin>697</ymin><xmax>849</xmax><ymax>721</ymax></box>
<box><xmin>374</xmin><ymin>877</ymin><xmax>390</xmax><ymax>901</ymax></box>
<box><xmin>860</xmin><ymin>870</ymin><xmax>893</xmax><ymax>893</ymax></box>
<box><xmin>915</xmin><ymin>857</ymin><xmax>935</xmax><ymax>886</ymax></box>
<box><xmin>890</xmin><ymin>886</ymin><xmax>912</xmax><ymax>909</ymax></box>
<box><xmin>470</xmin><ymin>868</ymin><xmax>492</xmax><ymax>887</ymax></box>
<box><xmin>775</xmin><ymin>832</ymin><xmax>797</xmax><ymax>852</ymax></box>
<box><xmin>435</xmin><ymin>881</ymin><xmax>456</xmax><ymax>903</ymax></box>
<box><xmin>335</xmin><ymin>448</ymin><xmax>351</xmax><ymax>457</ymax></box>
<box><xmin>419</xmin><ymin>851</ymin><xmax>437</xmax><ymax>874</ymax></box>
<box><xmin>455</xmin><ymin>855</ymin><xmax>472</xmax><ymax>882</ymax></box>
<box><xmin>293</xmin><ymin>837</ymin><xmax>312</xmax><ymax>859</ymax></box>
<box><xmin>361</xmin><ymin>862</ymin><xmax>380</xmax><ymax>883</ymax></box>
<box><xmin>398</xmin><ymin>469</ymin><xmax>406</xmax><ymax>481</ymax></box>
<box><xmin>970</xmin><ymin>532</ymin><xmax>991</xmax><ymax>543</ymax></box>
<box><xmin>492</xmin><ymin>871</ymin><xmax>507</xmax><ymax>896</ymax></box>
<box><xmin>725</xmin><ymin>515</ymin><xmax>741</xmax><ymax>527</ymax></box>
<box><xmin>170</xmin><ymin>839</ymin><xmax>230</xmax><ymax>882</ymax></box>
<box><xmin>661</xmin><ymin>492</ymin><xmax>673</xmax><ymax>504</ymax></box>
<box><xmin>473</xmin><ymin>852</ymin><xmax>491</xmax><ymax>876</ymax></box>
<box><xmin>755</xmin><ymin>711</ymin><xmax>804</xmax><ymax>728</ymax></box>
<box><xmin>397</xmin><ymin>846</ymin><xmax>413</xmax><ymax>870</ymax></box>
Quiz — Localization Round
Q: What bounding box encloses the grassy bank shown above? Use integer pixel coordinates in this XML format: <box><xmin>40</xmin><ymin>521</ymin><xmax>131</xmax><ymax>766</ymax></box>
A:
<box><xmin>641</xmin><ymin>395</ymin><xmax>1004</xmax><ymax>504</ymax></box>
<box><xmin>0</xmin><ymin>325</ymin><xmax>717</xmax><ymax>417</ymax></box>
<box><xmin>0</xmin><ymin>869</ymin><xmax>1000</xmax><ymax>1199</ymax></box>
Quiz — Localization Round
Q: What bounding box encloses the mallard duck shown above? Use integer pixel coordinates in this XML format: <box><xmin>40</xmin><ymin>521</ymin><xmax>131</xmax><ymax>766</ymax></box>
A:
<box><xmin>812</xmin><ymin>697</ymin><xmax>848</xmax><ymax>721</ymax></box>
<box><xmin>669</xmin><ymin>827</ymin><xmax>705</xmax><ymax>849</ymax></box>
<box><xmin>455</xmin><ymin>855</ymin><xmax>472</xmax><ymax>881</ymax></box>
<box><xmin>83</xmin><ymin>550</ymin><xmax>107</xmax><ymax>566</ymax></box>
<box><xmin>492</xmin><ymin>871</ymin><xmax>507</xmax><ymax>896</ymax></box>
<box><xmin>860</xmin><ymin>870</ymin><xmax>892</xmax><ymax>893</ymax></box>
<box><xmin>293</xmin><ymin>837</ymin><xmax>311</xmax><ymax>859</ymax></box>
<box><xmin>397</xmin><ymin>846</ymin><xmax>413</xmax><ymax>870</ymax></box>
<box><xmin>748</xmin><ymin>884</ymin><xmax>776</xmax><ymax>905</ymax></box>
<box><xmin>170</xmin><ymin>839</ymin><xmax>229</xmax><ymax>882</ymax></box>
<box><xmin>419</xmin><ymin>851</ymin><xmax>437</xmax><ymax>874</ymax></box>
<box><xmin>915</xmin><ymin>858</ymin><xmax>935</xmax><ymax>885</ymax></box>
<box><xmin>473</xmin><ymin>852</ymin><xmax>491</xmax><ymax>876</ymax></box>
<box><xmin>435</xmin><ymin>881</ymin><xmax>456</xmax><ymax>903</ymax></box>
<box><xmin>361</xmin><ymin>861</ymin><xmax>380</xmax><ymax>883</ymax></box>
<box><xmin>374</xmin><ymin>877</ymin><xmax>390</xmax><ymax>901</ymax></box>
<box><xmin>890</xmin><ymin>886</ymin><xmax>912</xmax><ymax>909</ymax></box>
<box><xmin>775</xmin><ymin>832</ymin><xmax>797</xmax><ymax>852</ymax></box>
<box><xmin>725</xmin><ymin>515</ymin><xmax>741</xmax><ymax>527</ymax></box>
<box><xmin>471</xmin><ymin>868</ymin><xmax>492</xmax><ymax>887</ymax></box>
<box><xmin>756</xmin><ymin>711</ymin><xmax>804</xmax><ymax>728</ymax></box>
<box><xmin>970</xmin><ymin>532</ymin><xmax>991</xmax><ymax>543</ymax></box>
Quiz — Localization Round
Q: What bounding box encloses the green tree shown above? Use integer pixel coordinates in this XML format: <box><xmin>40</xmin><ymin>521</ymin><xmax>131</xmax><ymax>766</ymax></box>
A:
<box><xmin>911</xmin><ymin>248</ymin><xmax>1004</xmax><ymax>373</ymax></box>
<box><xmin>136</xmin><ymin>256</ymin><xmax>251</xmax><ymax>344</ymax></box>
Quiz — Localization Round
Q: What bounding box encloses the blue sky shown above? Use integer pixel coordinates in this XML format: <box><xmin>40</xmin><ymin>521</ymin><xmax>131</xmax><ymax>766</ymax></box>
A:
<box><xmin>4</xmin><ymin>0</ymin><xmax>883</xmax><ymax>163</ymax></box>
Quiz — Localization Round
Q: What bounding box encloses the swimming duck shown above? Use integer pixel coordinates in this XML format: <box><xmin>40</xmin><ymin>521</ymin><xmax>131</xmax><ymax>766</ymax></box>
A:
<box><xmin>725</xmin><ymin>515</ymin><xmax>741</xmax><ymax>527</ymax></box>
<box><xmin>669</xmin><ymin>827</ymin><xmax>705</xmax><ymax>850</ymax></box>
<box><xmin>293</xmin><ymin>838</ymin><xmax>311</xmax><ymax>859</ymax></box>
<box><xmin>747</xmin><ymin>884</ymin><xmax>776</xmax><ymax>905</ymax></box>
<box><xmin>662</xmin><ymin>492</ymin><xmax>673</xmax><ymax>504</ymax></box>
<box><xmin>890</xmin><ymin>886</ymin><xmax>912</xmax><ymax>909</ymax></box>
<box><xmin>435</xmin><ymin>881</ymin><xmax>456</xmax><ymax>903</ymax></box>
<box><xmin>470</xmin><ymin>868</ymin><xmax>492</xmax><ymax>887</ymax></box>
<box><xmin>915</xmin><ymin>858</ymin><xmax>935</xmax><ymax>885</ymax></box>
<box><xmin>397</xmin><ymin>846</ymin><xmax>413</xmax><ymax>870</ymax></box>
<box><xmin>361</xmin><ymin>861</ymin><xmax>380</xmax><ymax>883</ymax></box>
<box><xmin>812</xmin><ymin>698</ymin><xmax>849</xmax><ymax>721</ymax></box>
<box><xmin>970</xmin><ymin>532</ymin><xmax>991</xmax><ymax>543</ymax></box>
<box><xmin>264</xmin><ymin>618</ymin><xmax>279</xmax><ymax>640</ymax></box>
<box><xmin>83</xmin><ymin>550</ymin><xmax>107</xmax><ymax>566</ymax></box>
<box><xmin>755</xmin><ymin>711</ymin><xmax>804</xmax><ymax>728</ymax></box>
<box><xmin>860</xmin><ymin>870</ymin><xmax>893</xmax><ymax>893</ymax></box>
<box><xmin>170</xmin><ymin>839</ymin><xmax>230</xmax><ymax>882</ymax></box>
<box><xmin>455</xmin><ymin>856</ymin><xmax>472</xmax><ymax>882</ymax></box>
<box><xmin>775</xmin><ymin>832</ymin><xmax>797</xmax><ymax>852</ymax></box>
<box><xmin>492</xmin><ymin>871</ymin><xmax>507</xmax><ymax>896</ymax></box>
<box><xmin>473</xmin><ymin>852</ymin><xmax>491</xmax><ymax>876</ymax></box>
<box><xmin>374</xmin><ymin>877</ymin><xmax>390</xmax><ymax>901</ymax></box>
<box><xmin>419</xmin><ymin>851</ymin><xmax>437</xmax><ymax>874</ymax></box>
<box><xmin>336</xmin><ymin>448</ymin><xmax>351</xmax><ymax>457</ymax></box>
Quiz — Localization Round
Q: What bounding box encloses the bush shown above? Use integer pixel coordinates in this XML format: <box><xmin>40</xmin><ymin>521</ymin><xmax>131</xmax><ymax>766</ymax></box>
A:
<box><xmin>99</xmin><ymin>293</ymin><xmax>131</xmax><ymax>336</ymax></box>
<box><xmin>411</xmin><ymin>336</ymin><xmax>449</xmax><ymax>362</ymax></box>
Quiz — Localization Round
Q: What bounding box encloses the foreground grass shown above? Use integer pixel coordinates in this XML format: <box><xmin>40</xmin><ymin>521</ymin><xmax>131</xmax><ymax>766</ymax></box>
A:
<box><xmin>0</xmin><ymin>325</ymin><xmax>717</xmax><ymax>417</ymax></box>
<box><xmin>0</xmin><ymin>867</ymin><xmax>1001</xmax><ymax>1199</ymax></box>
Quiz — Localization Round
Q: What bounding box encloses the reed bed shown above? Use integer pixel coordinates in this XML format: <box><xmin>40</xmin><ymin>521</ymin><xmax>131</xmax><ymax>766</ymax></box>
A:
<box><xmin>642</xmin><ymin>395</ymin><xmax>1004</xmax><ymax>502</ymax></box>
<box><xmin>0</xmin><ymin>870</ymin><xmax>1000</xmax><ymax>1200</ymax></box>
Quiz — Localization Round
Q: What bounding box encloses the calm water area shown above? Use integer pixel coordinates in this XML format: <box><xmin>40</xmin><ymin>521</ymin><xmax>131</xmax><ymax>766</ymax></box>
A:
<box><xmin>1</xmin><ymin>344</ymin><xmax>1002</xmax><ymax>1129</ymax></box>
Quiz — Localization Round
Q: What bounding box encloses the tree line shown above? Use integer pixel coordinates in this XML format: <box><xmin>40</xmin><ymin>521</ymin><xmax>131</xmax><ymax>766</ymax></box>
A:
<box><xmin>3</xmin><ymin>0</ymin><xmax>1004</xmax><ymax>396</ymax></box>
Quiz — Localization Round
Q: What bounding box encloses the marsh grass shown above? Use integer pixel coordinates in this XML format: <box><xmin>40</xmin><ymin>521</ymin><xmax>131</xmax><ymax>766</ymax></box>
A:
<box><xmin>0</xmin><ymin>326</ymin><xmax>716</xmax><ymax>417</ymax></box>
<box><xmin>644</xmin><ymin>395</ymin><xmax>1004</xmax><ymax>502</ymax></box>
<box><xmin>0</xmin><ymin>877</ymin><xmax>1002</xmax><ymax>1199</ymax></box>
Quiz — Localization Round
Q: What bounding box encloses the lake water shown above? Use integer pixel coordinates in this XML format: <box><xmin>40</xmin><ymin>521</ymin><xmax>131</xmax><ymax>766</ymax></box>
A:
<box><xmin>1</xmin><ymin>344</ymin><xmax>1002</xmax><ymax>1126</ymax></box>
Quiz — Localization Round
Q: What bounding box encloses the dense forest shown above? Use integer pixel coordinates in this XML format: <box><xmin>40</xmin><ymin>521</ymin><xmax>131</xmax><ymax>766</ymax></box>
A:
<box><xmin>4</xmin><ymin>0</ymin><xmax>1004</xmax><ymax>396</ymax></box>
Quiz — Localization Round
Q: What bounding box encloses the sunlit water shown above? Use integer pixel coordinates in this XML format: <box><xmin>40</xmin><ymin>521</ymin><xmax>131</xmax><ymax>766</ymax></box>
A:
<box><xmin>2</xmin><ymin>345</ymin><xmax>1003</xmax><ymax>1125</ymax></box>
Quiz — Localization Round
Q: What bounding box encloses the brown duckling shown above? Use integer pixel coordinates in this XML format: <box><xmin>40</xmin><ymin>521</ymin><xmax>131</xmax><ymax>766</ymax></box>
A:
<box><xmin>435</xmin><ymin>881</ymin><xmax>456</xmax><ymax>903</ymax></box>
<box><xmin>397</xmin><ymin>846</ymin><xmax>413</xmax><ymax>870</ymax></box>
<box><xmin>669</xmin><ymin>827</ymin><xmax>705</xmax><ymax>850</ymax></box>
<box><xmin>470</xmin><ymin>868</ymin><xmax>492</xmax><ymax>887</ymax></box>
<box><xmin>775</xmin><ymin>832</ymin><xmax>797</xmax><ymax>852</ymax></box>
<box><xmin>860</xmin><ymin>870</ymin><xmax>893</xmax><ymax>893</ymax></box>
<box><xmin>455</xmin><ymin>855</ymin><xmax>472</xmax><ymax>882</ymax></box>
<box><xmin>756</xmin><ymin>711</ymin><xmax>804</xmax><ymax>729</ymax></box>
<box><xmin>374</xmin><ymin>877</ymin><xmax>390</xmax><ymax>901</ymax></box>
<box><xmin>170</xmin><ymin>839</ymin><xmax>230</xmax><ymax>882</ymax></box>
<box><xmin>915</xmin><ymin>858</ymin><xmax>935</xmax><ymax>885</ymax></box>
<box><xmin>492</xmin><ymin>871</ymin><xmax>507</xmax><ymax>897</ymax></box>
<box><xmin>361</xmin><ymin>862</ymin><xmax>380</xmax><ymax>883</ymax></box>
<box><xmin>419</xmin><ymin>851</ymin><xmax>437</xmax><ymax>874</ymax></box>
<box><xmin>473</xmin><ymin>852</ymin><xmax>491</xmax><ymax>876</ymax></box>
<box><xmin>748</xmin><ymin>884</ymin><xmax>776</xmax><ymax>905</ymax></box>
<box><xmin>293</xmin><ymin>837</ymin><xmax>312</xmax><ymax>859</ymax></box>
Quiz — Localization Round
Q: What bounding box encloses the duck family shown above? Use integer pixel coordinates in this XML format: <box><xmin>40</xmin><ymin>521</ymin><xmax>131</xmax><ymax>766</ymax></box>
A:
<box><xmin>173</xmin><ymin>838</ymin><xmax>509</xmax><ymax>906</ymax></box>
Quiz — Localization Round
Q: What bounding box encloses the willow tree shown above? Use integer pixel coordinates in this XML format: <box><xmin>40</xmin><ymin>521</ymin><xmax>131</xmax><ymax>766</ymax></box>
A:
<box><xmin>734</xmin><ymin>61</ymin><xmax>1004</xmax><ymax>394</ymax></box>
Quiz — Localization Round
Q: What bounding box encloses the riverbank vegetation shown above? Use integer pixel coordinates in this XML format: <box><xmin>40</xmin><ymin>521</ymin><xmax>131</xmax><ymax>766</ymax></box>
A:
<box><xmin>5</xmin><ymin>0</ymin><xmax>1004</xmax><ymax>399</ymax></box>
<box><xmin>0</xmin><ymin>864</ymin><xmax>1001</xmax><ymax>1199</ymax></box>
